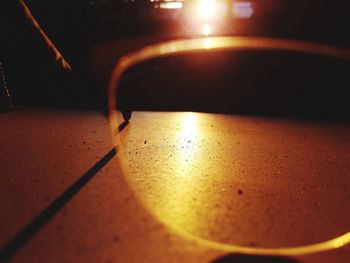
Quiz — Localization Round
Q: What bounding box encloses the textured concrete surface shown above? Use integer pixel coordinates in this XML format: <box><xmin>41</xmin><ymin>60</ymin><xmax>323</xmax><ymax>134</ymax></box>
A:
<box><xmin>0</xmin><ymin>110</ymin><xmax>349</xmax><ymax>262</ymax></box>
<box><xmin>118</xmin><ymin>112</ymin><xmax>350</xmax><ymax>248</ymax></box>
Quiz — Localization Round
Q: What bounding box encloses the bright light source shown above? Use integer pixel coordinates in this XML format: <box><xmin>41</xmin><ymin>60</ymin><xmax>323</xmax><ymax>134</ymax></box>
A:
<box><xmin>203</xmin><ymin>38</ymin><xmax>214</xmax><ymax>49</ymax></box>
<box><xmin>202</xmin><ymin>23</ymin><xmax>212</xmax><ymax>36</ymax></box>
<box><xmin>198</xmin><ymin>0</ymin><xmax>216</xmax><ymax>19</ymax></box>
<box><xmin>160</xmin><ymin>2</ymin><xmax>183</xmax><ymax>9</ymax></box>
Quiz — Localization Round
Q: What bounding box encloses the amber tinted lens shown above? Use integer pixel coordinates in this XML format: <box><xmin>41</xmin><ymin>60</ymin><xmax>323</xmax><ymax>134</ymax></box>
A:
<box><xmin>109</xmin><ymin>37</ymin><xmax>350</xmax><ymax>255</ymax></box>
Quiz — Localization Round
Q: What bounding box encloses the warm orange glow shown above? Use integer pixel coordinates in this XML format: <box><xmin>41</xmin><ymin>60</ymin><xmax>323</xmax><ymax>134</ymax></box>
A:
<box><xmin>202</xmin><ymin>23</ymin><xmax>212</xmax><ymax>36</ymax></box>
<box><xmin>113</xmin><ymin>111</ymin><xmax>350</xmax><ymax>257</ymax></box>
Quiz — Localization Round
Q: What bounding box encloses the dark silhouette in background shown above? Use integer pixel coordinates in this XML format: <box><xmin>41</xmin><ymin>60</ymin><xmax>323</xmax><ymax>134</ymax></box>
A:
<box><xmin>1</xmin><ymin>0</ymin><xmax>350</xmax><ymax>112</ymax></box>
<box><xmin>0</xmin><ymin>0</ymin><xmax>95</xmax><ymax>109</ymax></box>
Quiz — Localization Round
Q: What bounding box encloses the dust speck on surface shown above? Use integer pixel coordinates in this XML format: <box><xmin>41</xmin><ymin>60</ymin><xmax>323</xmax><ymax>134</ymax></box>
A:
<box><xmin>144</xmin><ymin>140</ymin><xmax>147</xmax><ymax>144</ymax></box>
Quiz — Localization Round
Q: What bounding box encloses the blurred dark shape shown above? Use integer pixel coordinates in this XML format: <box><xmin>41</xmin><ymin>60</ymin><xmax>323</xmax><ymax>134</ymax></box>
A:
<box><xmin>0</xmin><ymin>0</ymin><xmax>96</xmax><ymax>109</ymax></box>
<box><xmin>118</xmin><ymin>50</ymin><xmax>350</xmax><ymax>121</ymax></box>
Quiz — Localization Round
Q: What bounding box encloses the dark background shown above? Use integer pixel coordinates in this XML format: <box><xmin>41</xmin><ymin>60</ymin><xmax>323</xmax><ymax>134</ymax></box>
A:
<box><xmin>1</xmin><ymin>0</ymin><xmax>350</xmax><ymax>117</ymax></box>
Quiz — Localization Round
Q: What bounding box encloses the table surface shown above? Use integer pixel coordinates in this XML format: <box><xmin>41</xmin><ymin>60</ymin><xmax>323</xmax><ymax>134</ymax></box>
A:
<box><xmin>0</xmin><ymin>110</ymin><xmax>349</xmax><ymax>263</ymax></box>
